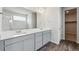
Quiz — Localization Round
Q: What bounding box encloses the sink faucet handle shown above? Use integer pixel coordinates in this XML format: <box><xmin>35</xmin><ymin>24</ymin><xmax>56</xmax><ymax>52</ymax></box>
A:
<box><xmin>16</xmin><ymin>30</ymin><xmax>21</xmax><ymax>33</ymax></box>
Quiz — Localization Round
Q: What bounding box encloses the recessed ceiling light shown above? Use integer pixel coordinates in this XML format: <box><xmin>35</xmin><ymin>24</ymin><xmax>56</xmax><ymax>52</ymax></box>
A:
<box><xmin>66</xmin><ymin>10</ymin><xmax>69</xmax><ymax>14</ymax></box>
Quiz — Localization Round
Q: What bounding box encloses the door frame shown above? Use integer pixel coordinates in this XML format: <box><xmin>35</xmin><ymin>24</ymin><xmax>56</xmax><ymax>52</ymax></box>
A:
<box><xmin>63</xmin><ymin>7</ymin><xmax>77</xmax><ymax>42</ymax></box>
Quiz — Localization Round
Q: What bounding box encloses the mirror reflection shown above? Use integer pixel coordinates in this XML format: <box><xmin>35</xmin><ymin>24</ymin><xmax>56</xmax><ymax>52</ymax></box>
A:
<box><xmin>2</xmin><ymin>7</ymin><xmax>37</xmax><ymax>31</ymax></box>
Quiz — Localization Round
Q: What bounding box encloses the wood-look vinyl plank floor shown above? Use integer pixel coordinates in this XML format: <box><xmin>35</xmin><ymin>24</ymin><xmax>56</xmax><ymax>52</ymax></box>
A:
<box><xmin>39</xmin><ymin>40</ymin><xmax>79</xmax><ymax>51</ymax></box>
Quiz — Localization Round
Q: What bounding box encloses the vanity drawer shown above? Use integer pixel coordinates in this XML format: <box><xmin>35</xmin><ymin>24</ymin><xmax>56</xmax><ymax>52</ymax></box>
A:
<box><xmin>5</xmin><ymin>34</ymin><xmax>34</xmax><ymax>46</ymax></box>
<box><xmin>5</xmin><ymin>36</ymin><xmax>23</xmax><ymax>46</ymax></box>
<box><xmin>43</xmin><ymin>30</ymin><xmax>51</xmax><ymax>34</ymax></box>
<box><xmin>25</xmin><ymin>34</ymin><xmax>34</xmax><ymax>40</ymax></box>
<box><xmin>5</xmin><ymin>40</ymin><xmax>24</xmax><ymax>51</ymax></box>
<box><xmin>0</xmin><ymin>40</ymin><xmax>4</xmax><ymax>51</ymax></box>
<box><xmin>35</xmin><ymin>32</ymin><xmax>42</xmax><ymax>37</ymax></box>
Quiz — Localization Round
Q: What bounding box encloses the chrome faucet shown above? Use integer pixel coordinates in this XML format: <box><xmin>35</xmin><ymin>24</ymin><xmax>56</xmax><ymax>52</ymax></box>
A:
<box><xmin>16</xmin><ymin>30</ymin><xmax>21</xmax><ymax>33</ymax></box>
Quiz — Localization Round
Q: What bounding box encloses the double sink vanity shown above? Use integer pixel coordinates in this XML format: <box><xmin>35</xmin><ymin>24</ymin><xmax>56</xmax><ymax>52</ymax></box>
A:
<box><xmin>0</xmin><ymin>28</ymin><xmax>51</xmax><ymax>51</ymax></box>
<box><xmin>0</xmin><ymin>7</ymin><xmax>52</xmax><ymax>51</ymax></box>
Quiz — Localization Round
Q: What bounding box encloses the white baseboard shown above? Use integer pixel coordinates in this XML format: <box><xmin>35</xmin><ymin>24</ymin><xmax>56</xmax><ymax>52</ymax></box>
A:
<box><xmin>50</xmin><ymin>40</ymin><xmax>60</xmax><ymax>45</ymax></box>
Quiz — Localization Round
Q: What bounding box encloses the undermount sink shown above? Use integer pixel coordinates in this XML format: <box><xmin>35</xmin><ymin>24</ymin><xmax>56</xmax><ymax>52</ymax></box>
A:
<box><xmin>14</xmin><ymin>30</ymin><xmax>27</xmax><ymax>37</ymax></box>
<box><xmin>15</xmin><ymin>30</ymin><xmax>26</xmax><ymax>34</ymax></box>
<box><xmin>14</xmin><ymin>33</ymin><xmax>26</xmax><ymax>37</ymax></box>
<box><xmin>15</xmin><ymin>32</ymin><xmax>26</xmax><ymax>35</ymax></box>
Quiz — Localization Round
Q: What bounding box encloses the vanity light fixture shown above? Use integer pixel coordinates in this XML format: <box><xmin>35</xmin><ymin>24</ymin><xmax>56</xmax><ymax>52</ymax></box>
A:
<box><xmin>37</xmin><ymin>8</ymin><xmax>45</xmax><ymax>13</ymax></box>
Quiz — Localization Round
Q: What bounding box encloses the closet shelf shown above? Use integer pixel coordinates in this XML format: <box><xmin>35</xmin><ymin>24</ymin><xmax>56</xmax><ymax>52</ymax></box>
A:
<box><xmin>66</xmin><ymin>32</ymin><xmax>76</xmax><ymax>35</ymax></box>
<box><xmin>65</xmin><ymin>21</ymin><xmax>77</xmax><ymax>23</ymax></box>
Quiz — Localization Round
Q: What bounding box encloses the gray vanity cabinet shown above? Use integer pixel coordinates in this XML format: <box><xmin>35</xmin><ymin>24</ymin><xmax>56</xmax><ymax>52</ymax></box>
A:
<box><xmin>0</xmin><ymin>40</ymin><xmax>4</xmax><ymax>51</ymax></box>
<box><xmin>5</xmin><ymin>34</ymin><xmax>35</xmax><ymax>51</ymax></box>
<box><xmin>43</xmin><ymin>30</ymin><xmax>51</xmax><ymax>45</ymax></box>
<box><xmin>24</xmin><ymin>34</ymin><xmax>34</xmax><ymax>51</ymax></box>
<box><xmin>4</xmin><ymin>34</ymin><xmax>35</xmax><ymax>51</ymax></box>
<box><xmin>1</xmin><ymin>30</ymin><xmax>51</xmax><ymax>51</ymax></box>
<box><xmin>5</xmin><ymin>36</ymin><xmax>24</xmax><ymax>51</ymax></box>
<box><xmin>5</xmin><ymin>41</ymin><xmax>24</xmax><ymax>51</ymax></box>
<box><xmin>35</xmin><ymin>32</ymin><xmax>42</xmax><ymax>50</ymax></box>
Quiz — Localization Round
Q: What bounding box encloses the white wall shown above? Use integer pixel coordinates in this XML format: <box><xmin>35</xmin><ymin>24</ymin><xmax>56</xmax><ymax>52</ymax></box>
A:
<box><xmin>37</xmin><ymin>7</ymin><xmax>62</xmax><ymax>44</ymax></box>
<box><xmin>0</xmin><ymin>7</ymin><xmax>2</xmax><ymax>34</ymax></box>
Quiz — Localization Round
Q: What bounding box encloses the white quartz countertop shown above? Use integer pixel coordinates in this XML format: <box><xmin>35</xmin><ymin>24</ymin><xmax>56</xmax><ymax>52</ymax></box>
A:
<box><xmin>0</xmin><ymin>28</ymin><xmax>51</xmax><ymax>40</ymax></box>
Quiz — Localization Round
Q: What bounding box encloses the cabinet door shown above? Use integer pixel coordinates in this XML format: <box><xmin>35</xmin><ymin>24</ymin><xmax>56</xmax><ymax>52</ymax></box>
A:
<box><xmin>35</xmin><ymin>32</ymin><xmax>42</xmax><ymax>50</ymax></box>
<box><xmin>43</xmin><ymin>30</ymin><xmax>51</xmax><ymax>45</ymax></box>
<box><xmin>24</xmin><ymin>34</ymin><xmax>34</xmax><ymax>51</ymax></box>
<box><xmin>0</xmin><ymin>40</ymin><xmax>4</xmax><ymax>51</ymax></box>
<box><xmin>0</xmin><ymin>7</ymin><xmax>2</xmax><ymax>12</ymax></box>
<box><xmin>5</xmin><ymin>40</ymin><xmax>24</xmax><ymax>51</ymax></box>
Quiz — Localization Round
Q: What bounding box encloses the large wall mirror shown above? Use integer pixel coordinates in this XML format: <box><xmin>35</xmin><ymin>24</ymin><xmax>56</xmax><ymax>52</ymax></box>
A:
<box><xmin>2</xmin><ymin>7</ymin><xmax>37</xmax><ymax>31</ymax></box>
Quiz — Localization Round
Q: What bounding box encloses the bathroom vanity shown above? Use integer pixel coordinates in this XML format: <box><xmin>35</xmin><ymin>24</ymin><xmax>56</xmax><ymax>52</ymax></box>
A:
<box><xmin>0</xmin><ymin>7</ymin><xmax>51</xmax><ymax>51</ymax></box>
<box><xmin>0</xmin><ymin>29</ymin><xmax>51</xmax><ymax>51</ymax></box>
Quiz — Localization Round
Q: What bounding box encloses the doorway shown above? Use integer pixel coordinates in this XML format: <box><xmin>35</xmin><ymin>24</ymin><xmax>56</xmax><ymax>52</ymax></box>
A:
<box><xmin>65</xmin><ymin>8</ymin><xmax>77</xmax><ymax>42</ymax></box>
